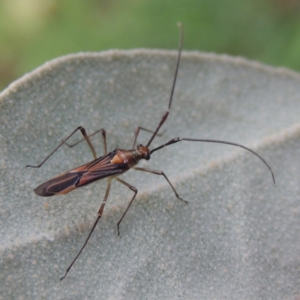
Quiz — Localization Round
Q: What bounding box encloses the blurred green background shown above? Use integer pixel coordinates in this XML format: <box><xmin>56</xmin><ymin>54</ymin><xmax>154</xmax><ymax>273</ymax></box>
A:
<box><xmin>1</xmin><ymin>0</ymin><xmax>300</xmax><ymax>91</ymax></box>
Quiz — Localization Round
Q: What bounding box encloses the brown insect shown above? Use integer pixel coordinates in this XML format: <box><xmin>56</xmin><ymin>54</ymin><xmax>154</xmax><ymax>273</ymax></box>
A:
<box><xmin>27</xmin><ymin>24</ymin><xmax>275</xmax><ymax>280</ymax></box>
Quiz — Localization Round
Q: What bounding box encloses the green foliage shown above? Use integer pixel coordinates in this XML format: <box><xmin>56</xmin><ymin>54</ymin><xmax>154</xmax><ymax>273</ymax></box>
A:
<box><xmin>1</xmin><ymin>0</ymin><xmax>300</xmax><ymax>90</ymax></box>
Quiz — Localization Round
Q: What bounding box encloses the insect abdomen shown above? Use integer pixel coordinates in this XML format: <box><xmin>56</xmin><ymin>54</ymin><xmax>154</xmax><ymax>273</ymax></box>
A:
<box><xmin>34</xmin><ymin>172</ymin><xmax>81</xmax><ymax>197</ymax></box>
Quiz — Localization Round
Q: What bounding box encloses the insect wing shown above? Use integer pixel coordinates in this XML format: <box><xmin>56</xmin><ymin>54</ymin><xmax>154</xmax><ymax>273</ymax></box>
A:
<box><xmin>76</xmin><ymin>157</ymin><xmax>128</xmax><ymax>187</ymax></box>
<box><xmin>34</xmin><ymin>152</ymin><xmax>128</xmax><ymax>197</ymax></box>
<box><xmin>34</xmin><ymin>172</ymin><xmax>82</xmax><ymax>196</ymax></box>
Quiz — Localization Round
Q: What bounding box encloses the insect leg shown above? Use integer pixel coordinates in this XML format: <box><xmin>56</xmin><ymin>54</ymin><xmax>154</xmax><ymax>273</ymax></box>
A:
<box><xmin>132</xmin><ymin>127</ymin><xmax>165</xmax><ymax>149</ymax></box>
<box><xmin>60</xmin><ymin>179</ymin><xmax>112</xmax><ymax>281</ymax></box>
<box><xmin>65</xmin><ymin>128</ymin><xmax>107</xmax><ymax>155</ymax></box>
<box><xmin>116</xmin><ymin>178</ymin><xmax>138</xmax><ymax>235</ymax></box>
<box><xmin>134</xmin><ymin>167</ymin><xmax>187</xmax><ymax>204</ymax></box>
<box><xmin>26</xmin><ymin>126</ymin><xmax>97</xmax><ymax>168</ymax></box>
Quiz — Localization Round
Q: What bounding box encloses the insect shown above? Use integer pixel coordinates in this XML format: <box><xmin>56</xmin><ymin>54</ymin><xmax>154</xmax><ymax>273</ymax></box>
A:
<box><xmin>27</xmin><ymin>24</ymin><xmax>275</xmax><ymax>280</ymax></box>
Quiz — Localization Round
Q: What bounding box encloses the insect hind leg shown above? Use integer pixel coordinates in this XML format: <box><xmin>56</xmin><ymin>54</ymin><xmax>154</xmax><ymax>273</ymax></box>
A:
<box><xmin>65</xmin><ymin>128</ymin><xmax>107</xmax><ymax>155</ymax></box>
<box><xmin>26</xmin><ymin>126</ymin><xmax>97</xmax><ymax>168</ymax></box>
<box><xmin>60</xmin><ymin>179</ymin><xmax>112</xmax><ymax>280</ymax></box>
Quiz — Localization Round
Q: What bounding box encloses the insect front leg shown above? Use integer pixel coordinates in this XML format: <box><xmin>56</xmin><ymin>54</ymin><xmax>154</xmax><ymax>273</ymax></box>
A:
<box><xmin>132</xmin><ymin>126</ymin><xmax>165</xmax><ymax>149</ymax></box>
<box><xmin>65</xmin><ymin>128</ymin><xmax>107</xmax><ymax>155</ymax></box>
<box><xmin>26</xmin><ymin>126</ymin><xmax>97</xmax><ymax>168</ymax></box>
<box><xmin>60</xmin><ymin>179</ymin><xmax>112</xmax><ymax>281</ymax></box>
<box><xmin>134</xmin><ymin>167</ymin><xmax>187</xmax><ymax>204</ymax></box>
<box><xmin>116</xmin><ymin>178</ymin><xmax>138</xmax><ymax>235</ymax></box>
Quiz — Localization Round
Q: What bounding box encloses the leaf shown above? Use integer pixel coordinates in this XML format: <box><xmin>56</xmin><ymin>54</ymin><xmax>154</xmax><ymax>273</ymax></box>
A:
<box><xmin>1</xmin><ymin>50</ymin><xmax>300</xmax><ymax>299</ymax></box>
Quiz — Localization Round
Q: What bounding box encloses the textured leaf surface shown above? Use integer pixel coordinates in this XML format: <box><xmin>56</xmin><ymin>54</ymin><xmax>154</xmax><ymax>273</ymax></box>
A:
<box><xmin>1</xmin><ymin>50</ymin><xmax>300</xmax><ymax>299</ymax></box>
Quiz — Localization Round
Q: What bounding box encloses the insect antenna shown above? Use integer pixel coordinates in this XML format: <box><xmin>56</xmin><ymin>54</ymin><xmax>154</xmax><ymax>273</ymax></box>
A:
<box><xmin>146</xmin><ymin>23</ymin><xmax>183</xmax><ymax>148</ymax></box>
<box><xmin>150</xmin><ymin>137</ymin><xmax>275</xmax><ymax>183</ymax></box>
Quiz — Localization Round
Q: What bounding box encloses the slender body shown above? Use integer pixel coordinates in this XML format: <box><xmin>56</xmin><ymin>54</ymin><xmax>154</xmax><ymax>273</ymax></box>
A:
<box><xmin>34</xmin><ymin>146</ymin><xmax>150</xmax><ymax>197</ymax></box>
<box><xmin>27</xmin><ymin>24</ymin><xmax>275</xmax><ymax>280</ymax></box>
